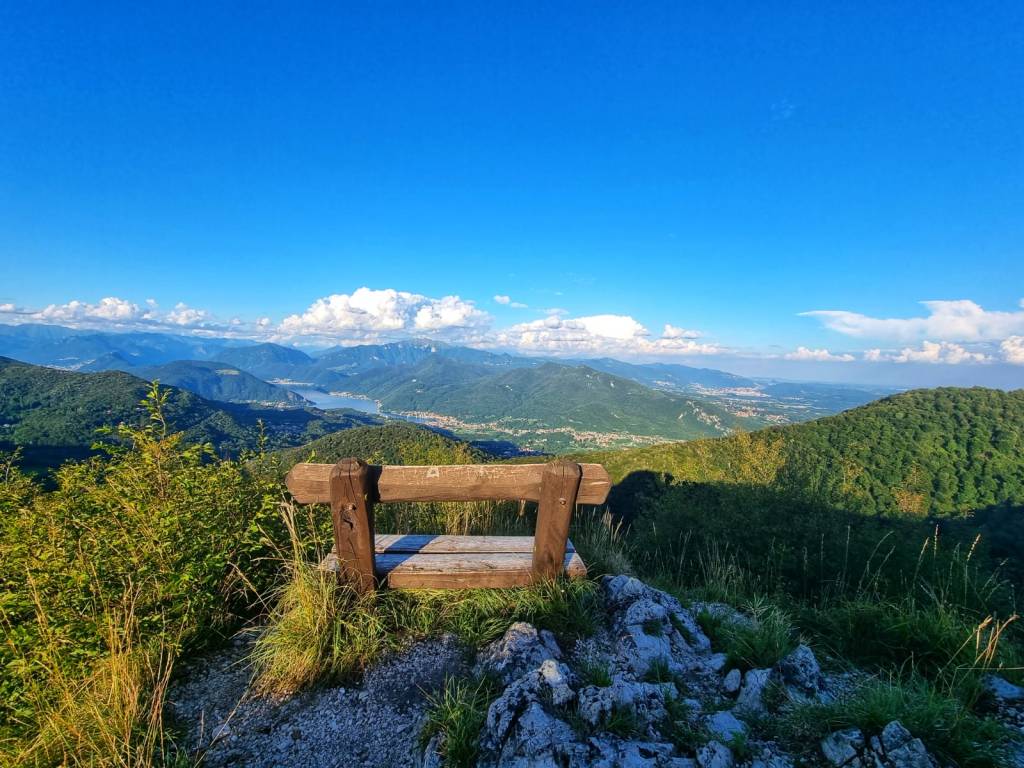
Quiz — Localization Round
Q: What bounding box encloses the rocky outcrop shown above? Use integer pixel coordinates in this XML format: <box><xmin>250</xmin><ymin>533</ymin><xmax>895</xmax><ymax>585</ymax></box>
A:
<box><xmin>602</xmin><ymin>574</ymin><xmax>712</xmax><ymax>678</ymax></box>
<box><xmin>424</xmin><ymin>574</ymin><xmax>900</xmax><ymax>768</ymax></box>
<box><xmin>820</xmin><ymin>721</ymin><xmax>938</xmax><ymax>768</ymax></box>
<box><xmin>476</xmin><ymin>622</ymin><xmax>563</xmax><ymax>685</ymax></box>
<box><xmin>463</xmin><ymin>576</ymin><xmax>805</xmax><ymax>768</ymax></box>
<box><xmin>170</xmin><ymin>572</ymin><xmax>959</xmax><ymax>768</ymax></box>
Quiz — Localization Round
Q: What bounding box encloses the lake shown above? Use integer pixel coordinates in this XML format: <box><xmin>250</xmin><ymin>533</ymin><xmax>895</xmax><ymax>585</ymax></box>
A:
<box><xmin>291</xmin><ymin>388</ymin><xmax>380</xmax><ymax>414</ymax></box>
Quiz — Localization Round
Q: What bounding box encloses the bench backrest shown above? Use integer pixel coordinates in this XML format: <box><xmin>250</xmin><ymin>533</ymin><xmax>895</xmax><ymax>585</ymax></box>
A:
<box><xmin>285</xmin><ymin>458</ymin><xmax>611</xmax><ymax>591</ymax></box>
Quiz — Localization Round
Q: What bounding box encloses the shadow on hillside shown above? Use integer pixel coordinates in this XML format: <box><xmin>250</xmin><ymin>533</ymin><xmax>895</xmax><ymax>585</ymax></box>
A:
<box><xmin>607</xmin><ymin>471</ymin><xmax>1018</xmax><ymax>601</ymax></box>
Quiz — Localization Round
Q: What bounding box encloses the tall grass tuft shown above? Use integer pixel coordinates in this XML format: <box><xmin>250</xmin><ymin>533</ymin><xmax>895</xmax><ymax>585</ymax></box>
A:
<box><xmin>10</xmin><ymin>591</ymin><xmax>182</xmax><ymax>768</ymax></box>
<box><xmin>779</xmin><ymin>674</ymin><xmax>1012</xmax><ymax>768</ymax></box>
<box><xmin>251</xmin><ymin>503</ymin><xmax>604</xmax><ymax>695</ymax></box>
<box><xmin>419</xmin><ymin>675</ymin><xmax>500</xmax><ymax>768</ymax></box>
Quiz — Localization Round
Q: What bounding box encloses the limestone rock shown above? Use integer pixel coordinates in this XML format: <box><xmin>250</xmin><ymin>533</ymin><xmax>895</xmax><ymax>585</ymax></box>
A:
<box><xmin>776</xmin><ymin>644</ymin><xmax>826</xmax><ymax>699</ymax></box>
<box><xmin>820</xmin><ymin>721</ymin><xmax>937</xmax><ymax>768</ymax></box>
<box><xmin>481</xmin><ymin>659</ymin><xmax>575</xmax><ymax>754</ymax></box>
<box><xmin>750</xmin><ymin>749</ymin><xmax>795</xmax><ymax>768</ymax></box>
<box><xmin>485</xmin><ymin>701</ymin><xmax>576</xmax><ymax>768</ymax></box>
<box><xmin>576</xmin><ymin>677</ymin><xmax>676</xmax><ymax>728</ymax></box>
<box><xmin>722</xmin><ymin>669</ymin><xmax>742</xmax><ymax>695</ymax></box>
<box><xmin>696</xmin><ymin>740</ymin><xmax>734</xmax><ymax>768</ymax></box>
<box><xmin>707</xmin><ymin>653</ymin><xmax>728</xmax><ymax>673</ymax></box>
<box><xmin>735</xmin><ymin>668</ymin><xmax>772</xmax><ymax>715</ymax></box>
<box><xmin>821</xmin><ymin>728</ymin><xmax>865</xmax><ymax>766</ymax></box>
<box><xmin>476</xmin><ymin>621</ymin><xmax>562</xmax><ymax>684</ymax></box>
<box><xmin>985</xmin><ymin>674</ymin><xmax>1024</xmax><ymax>703</ymax></box>
<box><xmin>419</xmin><ymin>734</ymin><xmax>443</xmax><ymax>768</ymax></box>
<box><xmin>691</xmin><ymin>602</ymin><xmax>756</xmax><ymax>631</ymax></box>
<box><xmin>704</xmin><ymin>710</ymin><xmax>747</xmax><ymax>742</ymax></box>
<box><xmin>581</xmin><ymin>737</ymin><xmax>676</xmax><ymax>768</ymax></box>
<box><xmin>877</xmin><ymin>721</ymin><xmax>937</xmax><ymax>768</ymax></box>
<box><xmin>600</xmin><ymin>575</ymin><xmax>711</xmax><ymax>677</ymax></box>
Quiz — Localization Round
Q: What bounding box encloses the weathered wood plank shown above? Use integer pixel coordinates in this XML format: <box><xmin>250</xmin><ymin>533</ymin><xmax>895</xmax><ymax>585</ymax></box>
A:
<box><xmin>286</xmin><ymin>463</ymin><xmax>611</xmax><ymax>506</ymax></box>
<box><xmin>329</xmin><ymin>458</ymin><xmax>377</xmax><ymax>593</ymax></box>
<box><xmin>374</xmin><ymin>534</ymin><xmax>576</xmax><ymax>554</ymax></box>
<box><xmin>319</xmin><ymin>547</ymin><xmax>587</xmax><ymax>589</ymax></box>
<box><xmin>531</xmin><ymin>460</ymin><xmax>582</xmax><ymax>582</ymax></box>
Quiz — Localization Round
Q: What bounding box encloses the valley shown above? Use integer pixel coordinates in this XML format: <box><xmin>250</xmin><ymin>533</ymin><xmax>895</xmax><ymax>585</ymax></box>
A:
<box><xmin>0</xmin><ymin>324</ymin><xmax>897</xmax><ymax>456</ymax></box>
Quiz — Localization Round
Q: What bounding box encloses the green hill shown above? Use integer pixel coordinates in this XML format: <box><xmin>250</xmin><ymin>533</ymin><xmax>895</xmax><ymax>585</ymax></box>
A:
<box><xmin>0</xmin><ymin>357</ymin><xmax>381</xmax><ymax>470</ymax></box>
<box><xmin>343</xmin><ymin>358</ymin><xmax>758</xmax><ymax>450</ymax></box>
<box><xmin>132</xmin><ymin>360</ymin><xmax>310</xmax><ymax>404</ymax></box>
<box><xmin>275</xmin><ymin>421</ymin><xmax>489</xmax><ymax>467</ymax></box>
<box><xmin>213</xmin><ymin>343</ymin><xmax>316</xmax><ymax>380</ymax></box>
<box><xmin>584</xmin><ymin>387</ymin><xmax>1024</xmax><ymax>519</ymax></box>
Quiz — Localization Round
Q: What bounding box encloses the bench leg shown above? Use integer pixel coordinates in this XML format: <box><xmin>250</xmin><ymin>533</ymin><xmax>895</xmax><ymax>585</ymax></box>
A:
<box><xmin>532</xmin><ymin>459</ymin><xmax>582</xmax><ymax>582</ymax></box>
<box><xmin>329</xmin><ymin>458</ymin><xmax>377</xmax><ymax>593</ymax></box>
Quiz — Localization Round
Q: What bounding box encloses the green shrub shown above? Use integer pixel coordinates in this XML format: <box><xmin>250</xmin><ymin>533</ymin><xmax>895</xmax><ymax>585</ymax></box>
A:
<box><xmin>0</xmin><ymin>384</ymin><xmax>283</xmax><ymax>757</ymax></box>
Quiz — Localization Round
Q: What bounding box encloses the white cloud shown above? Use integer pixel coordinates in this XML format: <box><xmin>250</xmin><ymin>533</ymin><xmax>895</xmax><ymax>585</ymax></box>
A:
<box><xmin>37</xmin><ymin>296</ymin><xmax>151</xmax><ymax>324</ymax></box>
<box><xmin>494</xmin><ymin>313</ymin><xmax>721</xmax><ymax>357</ymax></box>
<box><xmin>662</xmin><ymin>324</ymin><xmax>701</xmax><ymax>340</ymax></box>
<box><xmin>165</xmin><ymin>302</ymin><xmax>212</xmax><ymax>326</ymax></box>
<box><xmin>864</xmin><ymin>340</ymin><xmax>991</xmax><ymax>365</ymax></box>
<box><xmin>783</xmin><ymin>346</ymin><xmax>855</xmax><ymax>362</ymax></box>
<box><xmin>494</xmin><ymin>294</ymin><xmax>528</xmax><ymax>309</ymax></box>
<box><xmin>1001</xmin><ymin>336</ymin><xmax>1024</xmax><ymax>365</ymax></box>
<box><xmin>0</xmin><ymin>303</ymin><xmax>16</xmax><ymax>312</ymax></box>
<box><xmin>279</xmin><ymin>287</ymin><xmax>490</xmax><ymax>341</ymax></box>
<box><xmin>6</xmin><ymin>296</ymin><xmax>247</xmax><ymax>336</ymax></box>
<box><xmin>802</xmin><ymin>299</ymin><xmax>1024</xmax><ymax>343</ymax></box>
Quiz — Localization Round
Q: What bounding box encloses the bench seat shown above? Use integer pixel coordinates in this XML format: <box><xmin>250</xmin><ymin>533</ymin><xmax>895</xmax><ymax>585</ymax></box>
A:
<box><xmin>318</xmin><ymin>534</ymin><xmax>587</xmax><ymax>588</ymax></box>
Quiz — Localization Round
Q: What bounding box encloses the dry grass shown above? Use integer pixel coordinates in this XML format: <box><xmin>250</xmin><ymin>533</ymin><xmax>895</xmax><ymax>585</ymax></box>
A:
<box><xmin>9</xmin><ymin>589</ymin><xmax>182</xmax><ymax>768</ymax></box>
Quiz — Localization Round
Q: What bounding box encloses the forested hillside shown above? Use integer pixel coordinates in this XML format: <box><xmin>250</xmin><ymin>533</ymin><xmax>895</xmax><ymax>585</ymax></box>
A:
<box><xmin>586</xmin><ymin>387</ymin><xmax>1024</xmax><ymax>519</ymax></box>
<box><xmin>274</xmin><ymin>422</ymin><xmax>488</xmax><ymax>466</ymax></box>
<box><xmin>129</xmin><ymin>360</ymin><xmax>310</xmax><ymax>404</ymax></box>
<box><xmin>343</xmin><ymin>358</ymin><xmax>756</xmax><ymax>447</ymax></box>
<box><xmin>0</xmin><ymin>357</ymin><xmax>380</xmax><ymax>469</ymax></box>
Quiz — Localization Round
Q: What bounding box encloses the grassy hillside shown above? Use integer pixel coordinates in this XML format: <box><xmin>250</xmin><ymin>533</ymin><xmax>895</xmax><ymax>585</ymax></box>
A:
<box><xmin>132</xmin><ymin>360</ymin><xmax>310</xmax><ymax>404</ymax></box>
<box><xmin>0</xmin><ymin>357</ymin><xmax>381</xmax><ymax>470</ymax></box>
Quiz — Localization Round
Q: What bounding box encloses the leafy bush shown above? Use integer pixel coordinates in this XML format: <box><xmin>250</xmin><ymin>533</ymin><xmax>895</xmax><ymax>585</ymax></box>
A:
<box><xmin>0</xmin><ymin>384</ymin><xmax>284</xmax><ymax>762</ymax></box>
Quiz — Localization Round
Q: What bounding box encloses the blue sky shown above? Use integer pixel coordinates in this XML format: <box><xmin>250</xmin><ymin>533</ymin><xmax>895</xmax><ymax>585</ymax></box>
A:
<box><xmin>1</xmin><ymin>2</ymin><xmax>1022</xmax><ymax>386</ymax></box>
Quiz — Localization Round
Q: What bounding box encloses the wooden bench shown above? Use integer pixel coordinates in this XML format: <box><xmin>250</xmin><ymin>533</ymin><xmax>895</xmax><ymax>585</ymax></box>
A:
<box><xmin>285</xmin><ymin>458</ymin><xmax>611</xmax><ymax>591</ymax></box>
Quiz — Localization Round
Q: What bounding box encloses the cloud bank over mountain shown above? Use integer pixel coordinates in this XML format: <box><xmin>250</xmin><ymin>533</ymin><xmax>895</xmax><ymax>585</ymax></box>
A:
<box><xmin>4</xmin><ymin>290</ymin><xmax>1024</xmax><ymax>376</ymax></box>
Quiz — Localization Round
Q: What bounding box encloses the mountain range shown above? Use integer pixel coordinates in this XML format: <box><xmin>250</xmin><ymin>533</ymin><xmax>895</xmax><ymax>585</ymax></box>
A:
<box><xmin>0</xmin><ymin>323</ymin><xmax>893</xmax><ymax>452</ymax></box>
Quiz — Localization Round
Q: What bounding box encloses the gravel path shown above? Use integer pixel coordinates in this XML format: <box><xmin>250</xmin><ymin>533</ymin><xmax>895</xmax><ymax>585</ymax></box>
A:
<box><xmin>167</xmin><ymin>634</ymin><xmax>467</xmax><ymax>768</ymax></box>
